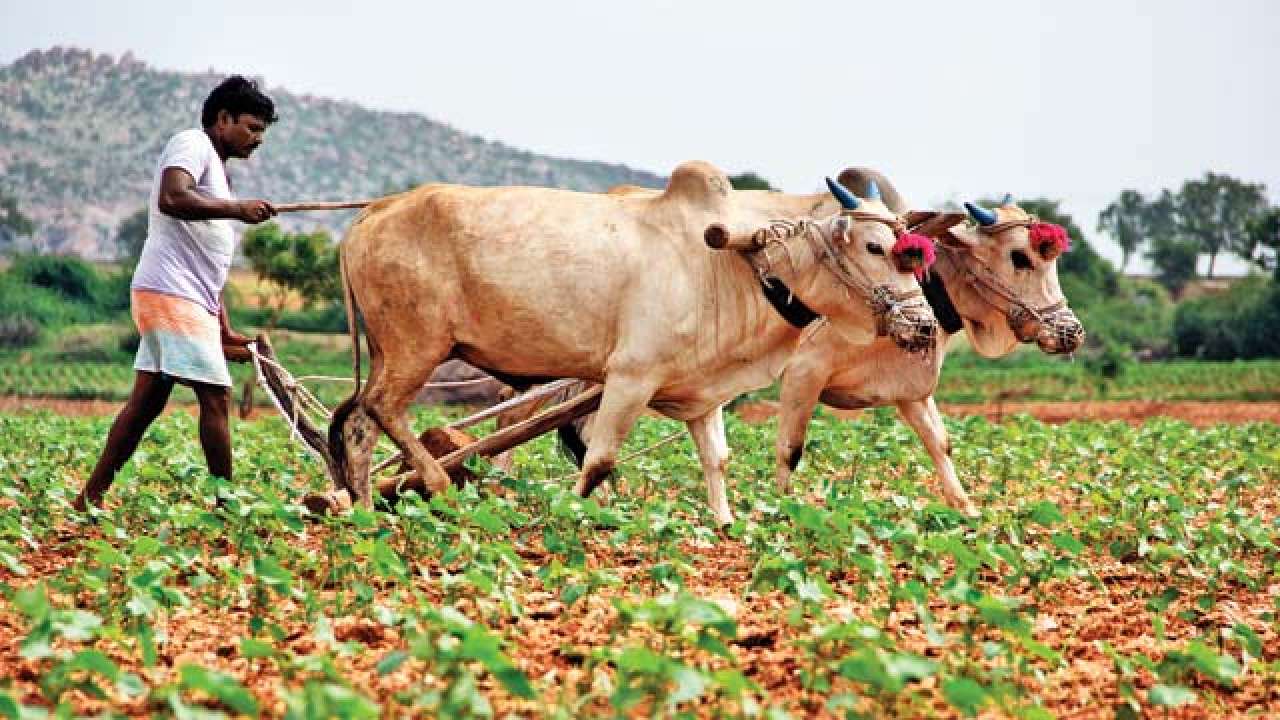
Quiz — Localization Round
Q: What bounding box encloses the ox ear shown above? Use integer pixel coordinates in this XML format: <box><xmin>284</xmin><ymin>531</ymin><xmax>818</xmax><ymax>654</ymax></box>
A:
<box><xmin>939</xmin><ymin>222</ymin><xmax>981</xmax><ymax>250</ymax></box>
<box><xmin>831</xmin><ymin>214</ymin><xmax>852</xmax><ymax>243</ymax></box>
<box><xmin>904</xmin><ymin>210</ymin><xmax>968</xmax><ymax>239</ymax></box>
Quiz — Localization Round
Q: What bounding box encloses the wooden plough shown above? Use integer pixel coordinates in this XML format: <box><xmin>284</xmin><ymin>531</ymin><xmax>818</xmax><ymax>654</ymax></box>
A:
<box><xmin>245</xmin><ymin>333</ymin><xmax>603</xmax><ymax>510</ymax></box>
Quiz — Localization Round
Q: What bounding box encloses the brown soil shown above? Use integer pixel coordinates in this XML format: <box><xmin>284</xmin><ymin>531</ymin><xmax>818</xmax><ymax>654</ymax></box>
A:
<box><xmin>0</xmin><ymin>396</ymin><xmax>197</xmax><ymax>417</ymax></box>
<box><xmin>4</xmin><ymin>518</ymin><xmax>1278</xmax><ymax>718</ymax></box>
<box><xmin>734</xmin><ymin>400</ymin><xmax>1280</xmax><ymax>427</ymax></box>
<box><xmin>8</xmin><ymin>395</ymin><xmax>1280</xmax><ymax>427</ymax></box>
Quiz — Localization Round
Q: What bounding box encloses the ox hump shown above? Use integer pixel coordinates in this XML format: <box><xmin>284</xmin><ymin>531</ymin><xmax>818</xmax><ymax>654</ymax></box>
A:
<box><xmin>659</xmin><ymin>160</ymin><xmax>733</xmax><ymax>208</ymax></box>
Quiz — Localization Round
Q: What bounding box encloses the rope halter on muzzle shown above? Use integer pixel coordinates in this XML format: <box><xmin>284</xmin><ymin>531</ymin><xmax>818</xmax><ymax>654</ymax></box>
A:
<box><xmin>737</xmin><ymin>214</ymin><xmax>938</xmax><ymax>353</ymax></box>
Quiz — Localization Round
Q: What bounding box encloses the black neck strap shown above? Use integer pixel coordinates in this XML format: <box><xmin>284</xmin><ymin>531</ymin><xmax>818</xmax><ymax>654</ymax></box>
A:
<box><xmin>759</xmin><ymin>277</ymin><xmax>818</xmax><ymax>329</ymax></box>
<box><xmin>921</xmin><ymin>271</ymin><xmax>964</xmax><ymax>335</ymax></box>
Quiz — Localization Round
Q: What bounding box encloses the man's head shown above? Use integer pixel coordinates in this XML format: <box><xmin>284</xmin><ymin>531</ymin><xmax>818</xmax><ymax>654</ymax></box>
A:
<box><xmin>202</xmin><ymin>76</ymin><xmax>277</xmax><ymax>159</ymax></box>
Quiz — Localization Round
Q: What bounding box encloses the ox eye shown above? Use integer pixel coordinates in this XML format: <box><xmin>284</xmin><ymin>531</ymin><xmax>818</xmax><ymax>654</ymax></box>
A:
<box><xmin>1011</xmin><ymin>250</ymin><xmax>1033</xmax><ymax>270</ymax></box>
<box><xmin>866</xmin><ymin>242</ymin><xmax>885</xmax><ymax>256</ymax></box>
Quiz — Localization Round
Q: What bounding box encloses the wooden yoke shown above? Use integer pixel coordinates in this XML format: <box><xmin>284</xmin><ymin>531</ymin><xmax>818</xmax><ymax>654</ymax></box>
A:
<box><xmin>903</xmin><ymin>211</ymin><xmax>968</xmax><ymax>239</ymax></box>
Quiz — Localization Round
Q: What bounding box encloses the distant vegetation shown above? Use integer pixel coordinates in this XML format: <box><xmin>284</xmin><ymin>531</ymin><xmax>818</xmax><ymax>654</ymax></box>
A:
<box><xmin>1097</xmin><ymin>172</ymin><xmax>1276</xmax><ymax>288</ymax></box>
<box><xmin>1096</xmin><ymin>173</ymin><xmax>1280</xmax><ymax>360</ymax></box>
<box><xmin>0</xmin><ymin>47</ymin><xmax>665</xmax><ymax>259</ymax></box>
<box><xmin>728</xmin><ymin>172</ymin><xmax>776</xmax><ymax>191</ymax></box>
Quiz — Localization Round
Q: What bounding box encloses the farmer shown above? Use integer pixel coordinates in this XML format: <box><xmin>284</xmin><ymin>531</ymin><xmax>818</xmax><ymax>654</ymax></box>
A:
<box><xmin>73</xmin><ymin>76</ymin><xmax>279</xmax><ymax>511</ymax></box>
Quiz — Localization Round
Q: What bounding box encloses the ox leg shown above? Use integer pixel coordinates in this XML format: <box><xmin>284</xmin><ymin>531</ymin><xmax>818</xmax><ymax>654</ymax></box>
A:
<box><xmin>364</xmin><ymin>368</ymin><xmax>453</xmax><ymax>500</ymax></box>
<box><xmin>573</xmin><ymin>376</ymin><xmax>656</xmax><ymax>497</ymax></box>
<box><xmin>339</xmin><ymin>402</ymin><xmax>381</xmax><ymax>507</ymax></box>
<box><xmin>896</xmin><ymin>397</ymin><xmax>978</xmax><ymax>517</ymax></box>
<box><xmin>775</xmin><ymin>364</ymin><xmax>828</xmax><ymax>493</ymax></box>
<box><xmin>687</xmin><ymin>406</ymin><xmax>734</xmax><ymax>527</ymax></box>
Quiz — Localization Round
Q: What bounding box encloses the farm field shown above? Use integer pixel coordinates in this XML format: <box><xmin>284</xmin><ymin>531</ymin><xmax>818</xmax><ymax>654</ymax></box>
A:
<box><xmin>1</xmin><ymin>405</ymin><xmax>1278</xmax><ymax>718</ymax></box>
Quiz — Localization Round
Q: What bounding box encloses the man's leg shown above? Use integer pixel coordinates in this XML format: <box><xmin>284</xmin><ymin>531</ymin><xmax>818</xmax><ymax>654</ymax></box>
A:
<box><xmin>191</xmin><ymin>381</ymin><xmax>233</xmax><ymax>482</ymax></box>
<box><xmin>74</xmin><ymin>371</ymin><xmax>174</xmax><ymax>511</ymax></box>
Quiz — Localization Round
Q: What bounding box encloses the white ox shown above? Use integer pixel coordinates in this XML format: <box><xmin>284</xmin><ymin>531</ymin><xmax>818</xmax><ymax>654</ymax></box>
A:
<box><xmin>773</xmin><ymin>168</ymin><xmax>1085</xmax><ymax>515</ymax></box>
<box><xmin>328</xmin><ymin>162</ymin><xmax>937</xmax><ymax>507</ymax></box>
<box><xmin>498</xmin><ymin>168</ymin><xmax>1084</xmax><ymax>521</ymax></box>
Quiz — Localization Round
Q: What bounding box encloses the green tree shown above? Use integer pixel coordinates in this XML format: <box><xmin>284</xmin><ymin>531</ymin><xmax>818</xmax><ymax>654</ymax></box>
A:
<box><xmin>1175</xmin><ymin>172</ymin><xmax>1268</xmax><ymax>278</ymax></box>
<box><xmin>114</xmin><ymin>208</ymin><xmax>148</xmax><ymax>266</ymax></box>
<box><xmin>240</xmin><ymin>223</ymin><xmax>340</xmax><ymax>329</ymax></box>
<box><xmin>728</xmin><ymin>172</ymin><xmax>776</xmax><ymax>191</ymax></box>
<box><xmin>1243</xmin><ymin>207</ymin><xmax>1280</xmax><ymax>280</ymax></box>
<box><xmin>1146</xmin><ymin>235</ymin><xmax>1200</xmax><ymax>297</ymax></box>
<box><xmin>1136</xmin><ymin>189</ymin><xmax>1197</xmax><ymax>296</ymax></box>
<box><xmin>0</xmin><ymin>191</ymin><xmax>35</xmax><ymax>251</ymax></box>
<box><xmin>1143</xmin><ymin>189</ymin><xmax>1180</xmax><ymax>244</ymax></box>
<box><xmin>1097</xmin><ymin>190</ymin><xmax>1147</xmax><ymax>272</ymax></box>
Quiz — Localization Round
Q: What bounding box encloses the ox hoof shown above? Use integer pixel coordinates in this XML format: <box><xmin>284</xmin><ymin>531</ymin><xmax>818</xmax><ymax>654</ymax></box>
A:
<box><xmin>302</xmin><ymin>489</ymin><xmax>353</xmax><ymax>517</ymax></box>
<box><xmin>575</xmin><ymin>471</ymin><xmax>611</xmax><ymax>498</ymax></box>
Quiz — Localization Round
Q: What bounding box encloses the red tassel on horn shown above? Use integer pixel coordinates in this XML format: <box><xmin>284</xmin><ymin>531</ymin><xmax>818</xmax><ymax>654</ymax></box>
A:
<box><xmin>892</xmin><ymin>233</ymin><xmax>937</xmax><ymax>280</ymax></box>
<box><xmin>1030</xmin><ymin>223</ymin><xmax>1071</xmax><ymax>260</ymax></box>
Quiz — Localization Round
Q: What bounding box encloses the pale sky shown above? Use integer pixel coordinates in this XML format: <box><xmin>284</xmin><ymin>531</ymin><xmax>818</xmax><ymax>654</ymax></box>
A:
<box><xmin>2</xmin><ymin>0</ymin><xmax>1278</xmax><ymax>274</ymax></box>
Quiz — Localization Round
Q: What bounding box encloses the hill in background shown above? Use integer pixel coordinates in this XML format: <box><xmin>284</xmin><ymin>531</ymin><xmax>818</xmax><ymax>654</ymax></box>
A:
<box><xmin>0</xmin><ymin>47</ymin><xmax>665</xmax><ymax>258</ymax></box>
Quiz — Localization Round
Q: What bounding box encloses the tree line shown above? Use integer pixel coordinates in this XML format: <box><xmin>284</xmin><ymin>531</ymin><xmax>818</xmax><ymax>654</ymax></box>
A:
<box><xmin>1098</xmin><ymin>172</ymin><xmax>1278</xmax><ymax>292</ymax></box>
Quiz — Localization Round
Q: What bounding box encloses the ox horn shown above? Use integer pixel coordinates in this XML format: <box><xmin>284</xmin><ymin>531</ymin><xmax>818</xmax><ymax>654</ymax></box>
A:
<box><xmin>964</xmin><ymin>201</ymin><xmax>999</xmax><ymax>227</ymax></box>
<box><xmin>866</xmin><ymin>179</ymin><xmax>882</xmax><ymax>202</ymax></box>
<box><xmin>705</xmin><ymin>223</ymin><xmax>767</xmax><ymax>251</ymax></box>
<box><xmin>1001</xmin><ymin>193</ymin><xmax>1014</xmax><ymax>206</ymax></box>
<box><xmin>826</xmin><ymin>177</ymin><xmax>860</xmax><ymax>211</ymax></box>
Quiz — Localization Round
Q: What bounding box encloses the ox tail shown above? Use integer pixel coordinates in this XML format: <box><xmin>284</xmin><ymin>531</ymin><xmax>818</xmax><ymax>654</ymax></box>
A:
<box><xmin>328</xmin><ymin>246</ymin><xmax>362</xmax><ymax>491</ymax></box>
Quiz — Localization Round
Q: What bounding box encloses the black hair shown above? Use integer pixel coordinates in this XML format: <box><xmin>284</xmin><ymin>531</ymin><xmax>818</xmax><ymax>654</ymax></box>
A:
<box><xmin>201</xmin><ymin>75</ymin><xmax>278</xmax><ymax>128</ymax></box>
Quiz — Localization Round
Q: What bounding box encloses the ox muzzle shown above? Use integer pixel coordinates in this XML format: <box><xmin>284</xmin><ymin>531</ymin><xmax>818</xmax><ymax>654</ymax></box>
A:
<box><xmin>870</xmin><ymin>285</ymin><xmax>936</xmax><ymax>353</ymax></box>
<box><xmin>1008</xmin><ymin>304</ymin><xmax>1085</xmax><ymax>354</ymax></box>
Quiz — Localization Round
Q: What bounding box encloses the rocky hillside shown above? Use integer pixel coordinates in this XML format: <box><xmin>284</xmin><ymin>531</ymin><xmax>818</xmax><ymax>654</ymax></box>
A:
<box><xmin>0</xmin><ymin>47</ymin><xmax>665</xmax><ymax>259</ymax></box>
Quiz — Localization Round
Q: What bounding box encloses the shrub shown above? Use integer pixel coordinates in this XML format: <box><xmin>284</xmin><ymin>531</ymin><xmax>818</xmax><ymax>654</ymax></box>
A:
<box><xmin>8</xmin><ymin>254</ymin><xmax>105</xmax><ymax>304</ymax></box>
<box><xmin>1</xmin><ymin>254</ymin><xmax>129</xmax><ymax>323</ymax></box>
<box><xmin>1078</xmin><ymin>279</ymin><xmax>1174</xmax><ymax>357</ymax></box>
<box><xmin>0</xmin><ymin>315</ymin><xmax>42</xmax><ymax>348</ymax></box>
<box><xmin>118</xmin><ymin>330</ymin><xmax>140</xmax><ymax>354</ymax></box>
<box><xmin>0</xmin><ymin>274</ymin><xmax>87</xmax><ymax>327</ymax></box>
<box><xmin>275</xmin><ymin>302</ymin><xmax>347</xmax><ymax>333</ymax></box>
<box><xmin>1173</xmin><ymin>277</ymin><xmax>1280</xmax><ymax>359</ymax></box>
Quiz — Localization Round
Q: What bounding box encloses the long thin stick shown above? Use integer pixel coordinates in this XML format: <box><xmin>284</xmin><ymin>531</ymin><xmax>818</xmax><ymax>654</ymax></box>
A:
<box><xmin>274</xmin><ymin>200</ymin><xmax>374</xmax><ymax>213</ymax></box>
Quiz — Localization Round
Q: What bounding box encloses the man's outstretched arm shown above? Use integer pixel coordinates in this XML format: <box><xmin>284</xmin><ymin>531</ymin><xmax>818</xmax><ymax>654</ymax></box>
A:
<box><xmin>157</xmin><ymin>167</ymin><xmax>276</xmax><ymax>224</ymax></box>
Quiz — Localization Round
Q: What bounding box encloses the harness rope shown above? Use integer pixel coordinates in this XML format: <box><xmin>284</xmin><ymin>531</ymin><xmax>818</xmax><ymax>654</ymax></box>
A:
<box><xmin>937</xmin><ymin>216</ymin><xmax>1068</xmax><ymax>332</ymax></box>
<box><xmin>746</xmin><ymin>214</ymin><xmax>924</xmax><ymax>312</ymax></box>
<box><xmin>937</xmin><ymin>246</ymin><xmax>1063</xmax><ymax>324</ymax></box>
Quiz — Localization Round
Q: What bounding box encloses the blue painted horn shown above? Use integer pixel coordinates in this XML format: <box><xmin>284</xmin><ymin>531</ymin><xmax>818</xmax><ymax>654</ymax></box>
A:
<box><xmin>1001</xmin><ymin>193</ymin><xmax>1014</xmax><ymax>206</ymax></box>
<box><xmin>965</xmin><ymin>201</ymin><xmax>998</xmax><ymax>226</ymax></box>
<box><xmin>826</xmin><ymin>177</ymin><xmax>860</xmax><ymax>210</ymax></box>
<box><xmin>866</xmin><ymin>179</ymin><xmax>881</xmax><ymax>202</ymax></box>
